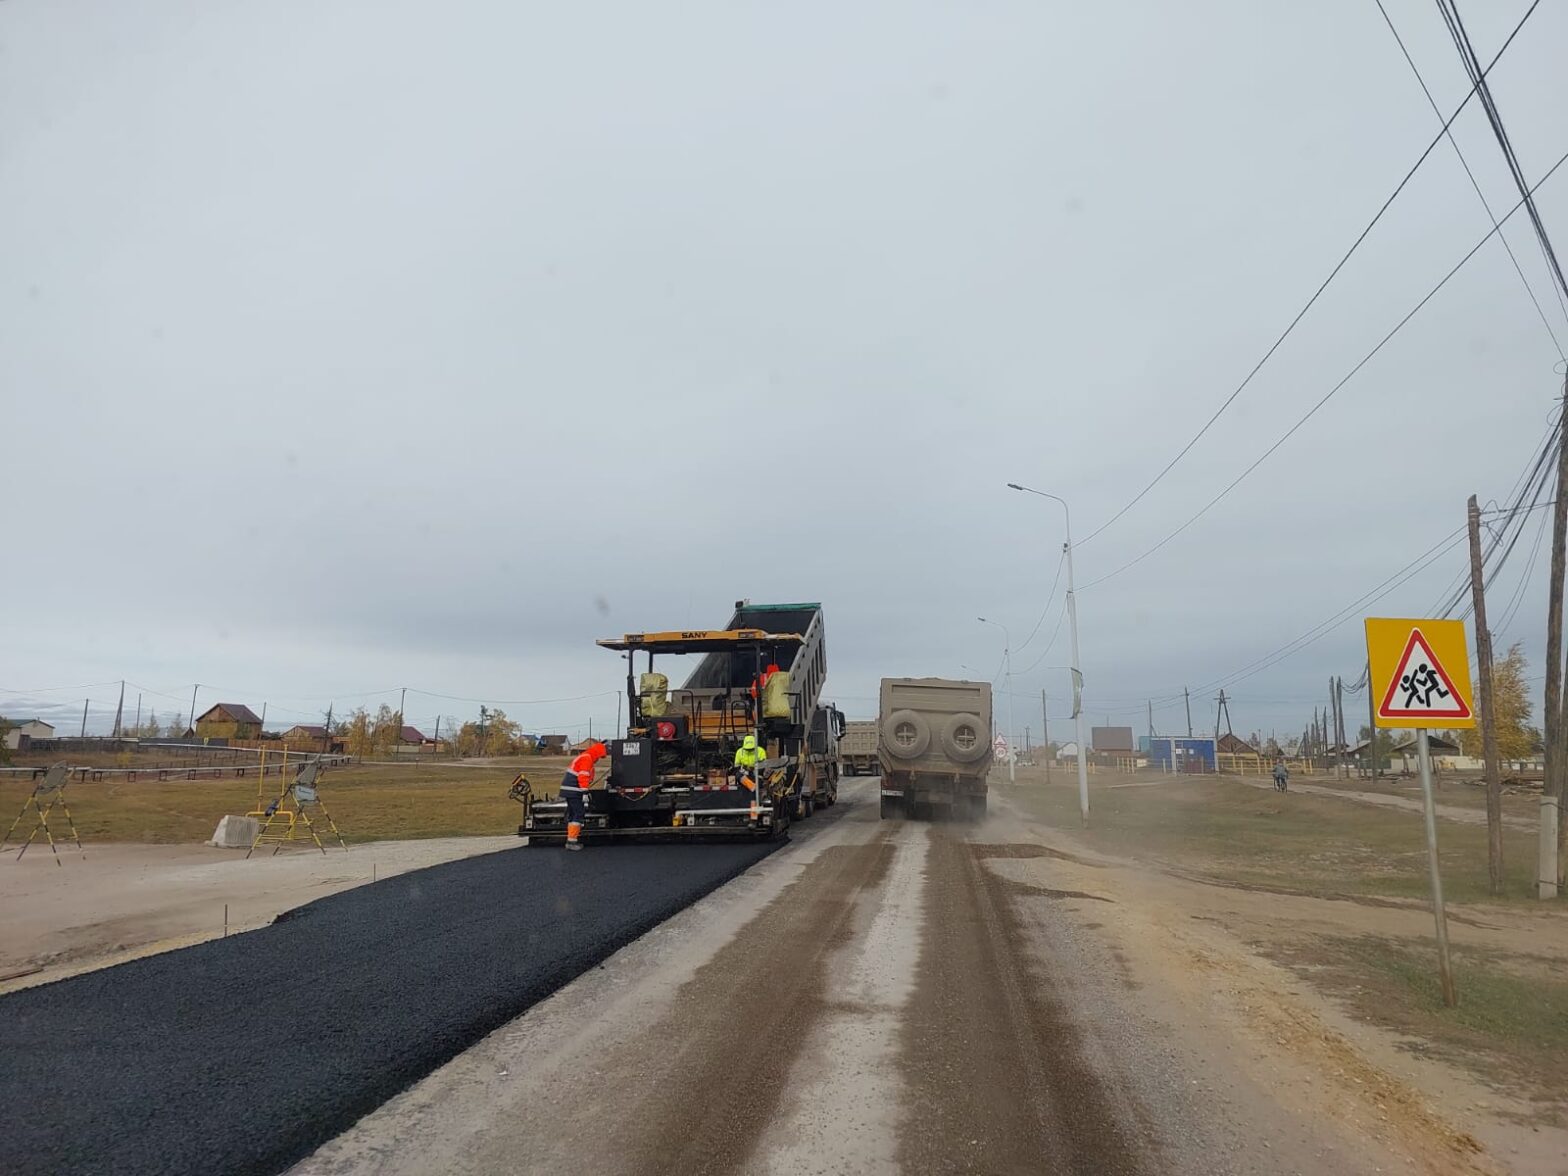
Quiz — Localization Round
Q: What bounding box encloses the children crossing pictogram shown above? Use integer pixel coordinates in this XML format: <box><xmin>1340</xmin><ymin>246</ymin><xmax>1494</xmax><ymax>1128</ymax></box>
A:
<box><xmin>1376</xmin><ymin>627</ymin><xmax>1471</xmax><ymax>721</ymax></box>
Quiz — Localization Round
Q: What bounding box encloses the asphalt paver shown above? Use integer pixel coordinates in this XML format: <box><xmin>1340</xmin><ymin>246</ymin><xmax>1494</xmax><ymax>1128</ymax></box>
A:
<box><xmin>0</xmin><ymin>840</ymin><xmax>777</xmax><ymax>1175</ymax></box>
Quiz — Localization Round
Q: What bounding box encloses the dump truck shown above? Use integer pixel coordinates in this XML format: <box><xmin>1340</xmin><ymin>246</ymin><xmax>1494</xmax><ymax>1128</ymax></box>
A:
<box><xmin>807</xmin><ymin>702</ymin><xmax>845</xmax><ymax>804</ymax></box>
<box><xmin>839</xmin><ymin>719</ymin><xmax>879</xmax><ymax>776</ymax></box>
<box><xmin>877</xmin><ymin>677</ymin><xmax>992</xmax><ymax>820</ymax></box>
<box><xmin>522</xmin><ymin>602</ymin><xmax>832</xmax><ymax>843</ymax></box>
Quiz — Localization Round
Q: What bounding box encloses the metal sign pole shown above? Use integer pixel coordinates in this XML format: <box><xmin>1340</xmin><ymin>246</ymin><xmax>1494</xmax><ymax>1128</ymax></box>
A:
<box><xmin>1415</xmin><ymin>728</ymin><xmax>1458</xmax><ymax>1007</ymax></box>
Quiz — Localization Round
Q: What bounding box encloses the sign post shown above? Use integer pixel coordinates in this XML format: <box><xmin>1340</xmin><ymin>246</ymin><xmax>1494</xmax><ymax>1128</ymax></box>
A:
<box><xmin>1366</xmin><ymin>618</ymin><xmax>1476</xmax><ymax>1009</ymax></box>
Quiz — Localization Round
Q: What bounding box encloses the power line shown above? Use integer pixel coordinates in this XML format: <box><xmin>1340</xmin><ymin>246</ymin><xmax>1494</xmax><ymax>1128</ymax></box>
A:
<box><xmin>1435</xmin><ymin>0</ymin><xmax>1568</xmax><ymax>313</ymax></box>
<box><xmin>1493</xmin><ymin>500</ymin><xmax>1551</xmax><ymax>636</ymax></box>
<box><xmin>1081</xmin><ymin>139</ymin><xmax>1568</xmax><ymax>592</ymax></box>
<box><xmin>1375</xmin><ymin>0</ymin><xmax>1566</xmax><ymax>356</ymax></box>
<box><xmin>1076</xmin><ymin>0</ymin><xmax>1547</xmax><ymax>548</ymax></box>
<box><xmin>1016</xmin><ymin>549</ymin><xmax>1067</xmax><ymax>654</ymax></box>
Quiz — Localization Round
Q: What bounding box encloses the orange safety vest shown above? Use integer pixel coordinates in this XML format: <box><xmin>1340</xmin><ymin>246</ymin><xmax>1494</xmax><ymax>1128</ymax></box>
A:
<box><xmin>562</xmin><ymin>748</ymin><xmax>603</xmax><ymax>790</ymax></box>
<box><xmin>750</xmin><ymin>664</ymin><xmax>781</xmax><ymax>700</ymax></box>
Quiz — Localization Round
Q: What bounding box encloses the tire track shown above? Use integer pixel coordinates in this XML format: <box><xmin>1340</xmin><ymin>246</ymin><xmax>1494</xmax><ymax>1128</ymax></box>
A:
<box><xmin>898</xmin><ymin>829</ymin><xmax>1149</xmax><ymax>1174</ymax></box>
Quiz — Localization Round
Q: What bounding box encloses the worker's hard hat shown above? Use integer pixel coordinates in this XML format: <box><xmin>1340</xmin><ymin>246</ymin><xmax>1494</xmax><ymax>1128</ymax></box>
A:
<box><xmin>590</xmin><ymin>742</ymin><xmax>608</xmax><ymax>759</ymax></box>
<box><xmin>742</xmin><ymin>735</ymin><xmax>757</xmax><ymax>749</ymax></box>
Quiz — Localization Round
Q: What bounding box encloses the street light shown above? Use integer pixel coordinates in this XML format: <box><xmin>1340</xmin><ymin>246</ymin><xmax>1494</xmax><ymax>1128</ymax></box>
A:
<box><xmin>977</xmin><ymin>616</ymin><xmax>1016</xmax><ymax>783</ymax></box>
<box><xmin>1006</xmin><ymin>482</ymin><xmax>1089</xmax><ymax>824</ymax></box>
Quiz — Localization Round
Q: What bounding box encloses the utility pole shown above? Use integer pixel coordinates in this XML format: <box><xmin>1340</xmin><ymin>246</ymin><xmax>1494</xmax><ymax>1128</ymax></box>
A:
<box><xmin>1469</xmin><ymin>494</ymin><xmax>1506</xmax><ymax>895</ymax></box>
<box><xmin>398</xmin><ymin>687</ymin><xmax>407</xmax><ymax>731</ymax></box>
<box><xmin>1549</xmin><ymin>382</ymin><xmax>1568</xmax><ymax>890</ymax></box>
<box><xmin>1366</xmin><ymin>658</ymin><xmax>1378</xmax><ymax>781</ymax></box>
<box><xmin>433</xmin><ymin>715</ymin><xmax>441</xmax><ymax>750</ymax></box>
<box><xmin>259</xmin><ymin>702</ymin><xmax>267</xmax><ymax>734</ymax></box>
<box><xmin>112</xmin><ymin>680</ymin><xmax>125</xmax><ymax>740</ymax></box>
<box><xmin>134</xmin><ymin>693</ymin><xmax>142</xmax><ymax>735</ymax></box>
<box><xmin>323</xmin><ymin>704</ymin><xmax>334</xmax><ymax>754</ymax></box>
<box><xmin>1329</xmin><ymin>678</ymin><xmax>1340</xmax><ymax>777</ymax></box>
<box><xmin>1184</xmin><ymin>687</ymin><xmax>1193</xmax><ymax>737</ymax></box>
<box><xmin>189</xmin><ymin>684</ymin><xmax>200</xmax><ymax>736</ymax></box>
<box><xmin>80</xmin><ymin>699</ymin><xmax>89</xmax><ymax>738</ymax></box>
<box><xmin>1006</xmin><ymin>482</ymin><xmax>1087</xmax><ymax>821</ymax></box>
<box><xmin>1147</xmin><ymin>700</ymin><xmax>1153</xmax><ymax>742</ymax></box>
<box><xmin>1042</xmin><ymin>690</ymin><xmax>1052</xmax><ymax>784</ymax></box>
<box><xmin>1337</xmin><ymin>676</ymin><xmax>1348</xmax><ymax>778</ymax></box>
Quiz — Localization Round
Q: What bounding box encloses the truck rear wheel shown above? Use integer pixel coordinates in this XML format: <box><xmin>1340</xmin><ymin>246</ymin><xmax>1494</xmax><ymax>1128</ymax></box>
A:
<box><xmin>880</xmin><ymin>794</ymin><xmax>901</xmax><ymax>820</ymax></box>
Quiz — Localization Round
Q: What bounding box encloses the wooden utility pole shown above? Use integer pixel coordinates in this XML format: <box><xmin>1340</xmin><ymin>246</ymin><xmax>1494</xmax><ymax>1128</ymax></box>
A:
<box><xmin>1468</xmin><ymin>493</ymin><xmax>1505</xmax><ymax>894</ymax></box>
<box><xmin>1549</xmin><ymin>385</ymin><xmax>1568</xmax><ymax>887</ymax></box>
<box><xmin>1147</xmin><ymin>700</ymin><xmax>1154</xmax><ymax>742</ymax></box>
<box><xmin>1184</xmin><ymin>687</ymin><xmax>1193</xmax><ymax>737</ymax></box>
<box><xmin>112</xmin><ymin>680</ymin><xmax>125</xmax><ymax>740</ymax></box>
<box><xmin>1366</xmin><ymin>659</ymin><xmax>1378</xmax><ymax>781</ymax></box>
<box><xmin>1042</xmin><ymin>690</ymin><xmax>1052</xmax><ymax>783</ymax></box>
<box><xmin>80</xmin><ymin>699</ymin><xmax>89</xmax><ymax>738</ymax></box>
<box><xmin>1328</xmin><ymin>679</ymin><xmax>1338</xmax><ymax>775</ymax></box>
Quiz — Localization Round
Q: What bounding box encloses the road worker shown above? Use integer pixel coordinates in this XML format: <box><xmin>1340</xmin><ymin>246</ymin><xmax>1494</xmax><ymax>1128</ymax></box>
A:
<box><xmin>560</xmin><ymin>742</ymin><xmax>608</xmax><ymax>850</ymax></box>
<box><xmin>732</xmin><ymin>733</ymin><xmax>766</xmax><ymax>791</ymax></box>
<box><xmin>750</xmin><ymin>662</ymin><xmax>781</xmax><ymax>701</ymax></box>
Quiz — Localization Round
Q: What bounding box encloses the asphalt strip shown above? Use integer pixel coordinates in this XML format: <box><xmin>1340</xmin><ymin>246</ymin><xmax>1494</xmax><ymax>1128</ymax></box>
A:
<box><xmin>0</xmin><ymin>839</ymin><xmax>779</xmax><ymax>1176</ymax></box>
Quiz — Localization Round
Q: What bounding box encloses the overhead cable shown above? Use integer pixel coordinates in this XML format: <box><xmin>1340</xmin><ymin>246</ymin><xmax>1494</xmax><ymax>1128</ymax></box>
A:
<box><xmin>1075</xmin><ymin>0</ymin><xmax>1546</xmax><ymax>547</ymax></box>
<box><xmin>1081</xmin><ymin>140</ymin><xmax>1568</xmax><ymax>592</ymax></box>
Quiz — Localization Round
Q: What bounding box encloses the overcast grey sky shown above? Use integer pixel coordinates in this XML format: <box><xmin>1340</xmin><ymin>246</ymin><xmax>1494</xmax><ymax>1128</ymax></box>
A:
<box><xmin>4</xmin><ymin>0</ymin><xmax>1567</xmax><ymax>743</ymax></box>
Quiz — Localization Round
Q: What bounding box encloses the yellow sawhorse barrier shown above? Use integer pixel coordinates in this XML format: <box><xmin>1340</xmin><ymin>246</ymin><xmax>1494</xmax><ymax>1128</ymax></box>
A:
<box><xmin>248</xmin><ymin>761</ymin><xmax>347</xmax><ymax>858</ymax></box>
<box><xmin>2</xmin><ymin>763</ymin><xmax>85</xmax><ymax>865</ymax></box>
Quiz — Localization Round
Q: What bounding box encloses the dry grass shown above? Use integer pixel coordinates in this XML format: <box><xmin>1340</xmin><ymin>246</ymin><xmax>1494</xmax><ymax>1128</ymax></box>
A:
<box><xmin>0</xmin><ymin>759</ymin><xmax>572</xmax><ymax>845</ymax></box>
<box><xmin>1268</xmin><ymin>935</ymin><xmax>1568</xmax><ymax>1114</ymax></box>
<box><xmin>997</xmin><ymin>766</ymin><xmax>1544</xmax><ymax>904</ymax></box>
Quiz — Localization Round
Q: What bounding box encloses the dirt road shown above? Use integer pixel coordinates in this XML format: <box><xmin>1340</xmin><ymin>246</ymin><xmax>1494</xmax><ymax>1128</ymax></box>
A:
<box><xmin>301</xmin><ymin>780</ymin><xmax>1412</xmax><ymax>1175</ymax></box>
<box><xmin>1235</xmin><ymin>776</ymin><xmax>1538</xmax><ymax>831</ymax></box>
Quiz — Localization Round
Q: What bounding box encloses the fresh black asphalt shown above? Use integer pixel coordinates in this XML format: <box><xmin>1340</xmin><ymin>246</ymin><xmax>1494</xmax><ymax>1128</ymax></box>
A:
<box><xmin>0</xmin><ymin>840</ymin><xmax>778</xmax><ymax>1175</ymax></box>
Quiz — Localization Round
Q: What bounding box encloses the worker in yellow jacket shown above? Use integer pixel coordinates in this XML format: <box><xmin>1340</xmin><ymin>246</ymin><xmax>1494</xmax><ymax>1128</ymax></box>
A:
<box><xmin>733</xmin><ymin>734</ymin><xmax>765</xmax><ymax>791</ymax></box>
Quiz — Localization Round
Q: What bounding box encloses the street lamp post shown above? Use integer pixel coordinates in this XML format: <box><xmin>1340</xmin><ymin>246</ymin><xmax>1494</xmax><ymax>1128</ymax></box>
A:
<box><xmin>1007</xmin><ymin>482</ymin><xmax>1089</xmax><ymax>824</ymax></box>
<box><xmin>977</xmin><ymin>617</ymin><xmax>1015</xmax><ymax>783</ymax></box>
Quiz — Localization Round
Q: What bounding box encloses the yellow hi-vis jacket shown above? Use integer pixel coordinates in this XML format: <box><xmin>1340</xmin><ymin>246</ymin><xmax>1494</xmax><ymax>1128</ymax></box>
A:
<box><xmin>733</xmin><ymin>737</ymin><xmax>765</xmax><ymax>769</ymax></box>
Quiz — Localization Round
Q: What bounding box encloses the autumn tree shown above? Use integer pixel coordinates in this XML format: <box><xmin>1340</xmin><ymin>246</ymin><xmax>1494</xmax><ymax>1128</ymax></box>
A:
<box><xmin>343</xmin><ymin>707</ymin><xmax>374</xmax><ymax>758</ymax></box>
<box><xmin>1461</xmin><ymin>642</ymin><xmax>1533</xmax><ymax>762</ymax></box>
<box><xmin>370</xmin><ymin>703</ymin><xmax>402</xmax><ymax>756</ymax></box>
<box><xmin>482</xmin><ymin>708</ymin><xmax>522</xmax><ymax>756</ymax></box>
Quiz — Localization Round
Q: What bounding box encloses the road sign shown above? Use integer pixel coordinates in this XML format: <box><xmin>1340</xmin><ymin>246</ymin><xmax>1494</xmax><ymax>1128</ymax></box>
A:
<box><xmin>993</xmin><ymin>735</ymin><xmax>1009</xmax><ymax>758</ymax></box>
<box><xmin>1365</xmin><ymin>618</ymin><xmax>1474</xmax><ymax>729</ymax></box>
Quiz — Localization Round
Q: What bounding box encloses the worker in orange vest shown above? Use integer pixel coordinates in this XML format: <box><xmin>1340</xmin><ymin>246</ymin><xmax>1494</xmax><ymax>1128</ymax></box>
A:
<box><xmin>750</xmin><ymin>662</ymin><xmax>781</xmax><ymax>714</ymax></box>
<box><xmin>560</xmin><ymin>742</ymin><xmax>608</xmax><ymax>851</ymax></box>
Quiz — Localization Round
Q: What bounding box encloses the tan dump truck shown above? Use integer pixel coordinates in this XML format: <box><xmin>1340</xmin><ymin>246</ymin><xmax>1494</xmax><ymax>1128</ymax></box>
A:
<box><xmin>839</xmin><ymin>720</ymin><xmax>879</xmax><ymax>776</ymax></box>
<box><xmin>878</xmin><ymin>677</ymin><xmax>992</xmax><ymax>820</ymax></box>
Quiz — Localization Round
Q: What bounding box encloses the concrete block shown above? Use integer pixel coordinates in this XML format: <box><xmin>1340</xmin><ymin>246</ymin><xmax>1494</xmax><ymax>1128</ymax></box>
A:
<box><xmin>210</xmin><ymin>814</ymin><xmax>260</xmax><ymax>849</ymax></box>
